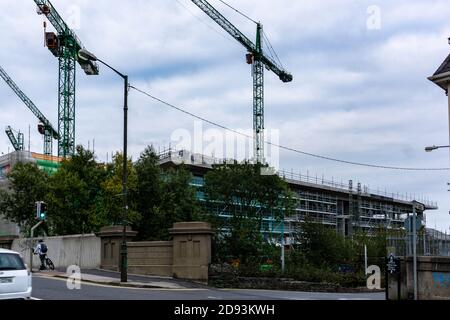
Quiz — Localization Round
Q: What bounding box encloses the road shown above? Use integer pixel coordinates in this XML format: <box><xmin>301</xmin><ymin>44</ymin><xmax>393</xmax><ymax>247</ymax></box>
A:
<box><xmin>31</xmin><ymin>275</ymin><xmax>385</xmax><ymax>300</ymax></box>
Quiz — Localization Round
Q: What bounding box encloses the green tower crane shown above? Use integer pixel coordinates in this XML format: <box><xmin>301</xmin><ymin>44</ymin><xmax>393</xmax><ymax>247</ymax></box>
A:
<box><xmin>0</xmin><ymin>65</ymin><xmax>59</xmax><ymax>156</ymax></box>
<box><xmin>34</xmin><ymin>0</ymin><xmax>99</xmax><ymax>158</ymax></box>
<box><xmin>190</xmin><ymin>0</ymin><xmax>293</xmax><ymax>164</ymax></box>
<box><xmin>5</xmin><ymin>126</ymin><xmax>24</xmax><ymax>152</ymax></box>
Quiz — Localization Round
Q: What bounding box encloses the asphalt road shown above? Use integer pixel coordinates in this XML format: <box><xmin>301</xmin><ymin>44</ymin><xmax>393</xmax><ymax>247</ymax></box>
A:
<box><xmin>31</xmin><ymin>276</ymin><xmax>385</xmax><ymax>300</ymax></box>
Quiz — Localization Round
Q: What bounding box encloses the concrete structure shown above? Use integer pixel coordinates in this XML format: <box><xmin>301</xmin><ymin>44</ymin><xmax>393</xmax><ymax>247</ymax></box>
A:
<box><xmin>170</xmin><ymin>222</ymin><xmax>213</xmax><ymax>282</ymax></box>
<box><xmin>0</xmin><ymin>235</ymin><xmax>18</xmax><ymax>249</ymax></box>
<box><xmin>10</xmin><ymin>233</ymin><xmax>101</xmax><ymax>269</ymax></box>
<box><xmin>388</xmin><ymin>256</ymin><xmax>450</xmax><ymax>300</ymax></box>
<box><xmin>128</xmin><ymin>241</ymin><xmax>173</xmax><ymax>277</ymax></box>
<box><xmin>97</xmin><ymin>226</ymin><xmax>137</xmax><ymax>271</ymax></box>
<box><xmin>99</xmin><ymin>222</ymin><xmax>213</xmax><ymax>283</ymax></box>
<box><xmin>158</xmin><ymin>149</ymin><xmax>438</xmax><ymax>245</ymax></box>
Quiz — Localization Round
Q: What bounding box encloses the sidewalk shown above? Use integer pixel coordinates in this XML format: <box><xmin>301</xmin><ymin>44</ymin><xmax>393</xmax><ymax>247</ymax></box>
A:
<box><xmin>32</xmin><ymin>268</ymin><xmax>199</xmax><ymax>290</ymax></box>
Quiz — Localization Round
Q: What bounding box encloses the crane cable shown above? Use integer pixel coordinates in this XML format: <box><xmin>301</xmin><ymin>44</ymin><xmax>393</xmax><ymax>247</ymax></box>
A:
<box><xmin>174</xmin><ymin>0</ymin><xmax>237</xmax><ymax>46</ymax></box>
<box><xmin>215</xmin><ymin>0</ymin><xmax>258</xmax><ymax>24</ymax></box>
<box><xmin>129</xmin><ymin>85</ymin><xmax>450</xmax><ymax>171</ymax></box>
<box><xmin>262</xmin><ymin>31</ymin><xmax>284</xmax><ymax>69</ymax></box>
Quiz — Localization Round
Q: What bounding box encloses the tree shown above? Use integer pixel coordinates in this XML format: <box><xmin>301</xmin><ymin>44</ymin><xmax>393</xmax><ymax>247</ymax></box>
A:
<box><xmin>99</xmin><ymin>152</ymin><xmax>138</xmax><ymax>226</ymax></box>
<box><xmin>295</xmin><ymin>217</ymin><xmax>353</xmax><ymax>269</ymax></box>
<box><xmin>46</xmin><ymin>145</ymin><xmax>108</xmax><ymax>235</ymax></box>
<box><xmin>203</xmin><ymin>162</ymin><xmax>294</xmax><ymax>263</ymax></box>
<box><xmin>46</xmin><ymin>170</ymin><xmax>90</xmax><ymax>235</ymax></box>
<box><xmin>132</xmin><ymin>146</ymin><xmax>163</xmax><ymax>241</ymax></box>
<box><xmin>0</xmin><ymin>163</ymin><xmax>49</xmax><ymax>235</ymax></box>
<box><xmin>156</xmin><ymin>165</ymin><xmax>201</xmax><ymax>240</ymax></box>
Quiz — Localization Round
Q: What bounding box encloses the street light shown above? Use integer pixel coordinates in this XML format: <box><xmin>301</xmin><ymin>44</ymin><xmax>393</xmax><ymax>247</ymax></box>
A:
<box><xmin>425</xmin><ymin>145</ymin><xmax>450</xmax><ymax>152</ymax></box>
<box><xmin>79</xmin><ymin>49</ymin><xmax>129</xmax><ymax>283</ymax></box>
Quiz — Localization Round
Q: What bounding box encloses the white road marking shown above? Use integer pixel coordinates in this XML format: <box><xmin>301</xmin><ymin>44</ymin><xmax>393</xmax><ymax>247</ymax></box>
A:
<box><xmin>30</xmin><ymin>297</ymin><xmax>42</xmax><ymax>300</ymax></box>
<box><xmin>34</xmin><ymin>275</ymin><xmax>206</xmax><ymax>291</ymax></box>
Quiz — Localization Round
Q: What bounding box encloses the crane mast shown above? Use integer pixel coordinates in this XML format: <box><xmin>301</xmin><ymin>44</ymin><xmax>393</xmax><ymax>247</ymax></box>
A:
<box><xmin>5</xmin><ymin>126</ymin><xmax>24</xmax><ymax>152</ymax></box>
<box><xmin>190</xmin><ymin>0</ymin><xmax>292</xmax><ymax>163</ymax></box>
<box><xmin>34</xmin><ymin>0</ymin><xmax>99</xmax><ymax>158</ymax></box>
<box><xmin>0</xmin><ymin>65</ymin><xmax>59</xmax><ymax>156</ymax></box>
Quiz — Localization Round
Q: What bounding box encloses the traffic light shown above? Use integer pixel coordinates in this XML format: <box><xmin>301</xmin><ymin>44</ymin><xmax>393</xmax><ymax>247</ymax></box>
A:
<box><xmin>36</xmin><ymin>201</ymin><xmax>47</xmax><ymax>221</ymax></box>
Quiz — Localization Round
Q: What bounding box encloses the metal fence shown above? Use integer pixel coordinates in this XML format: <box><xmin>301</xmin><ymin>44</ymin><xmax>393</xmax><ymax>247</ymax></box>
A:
<box><xmin>387</xmin><ymin>229</ymin><xmax>450</xmax><ymax>257</ymax></box>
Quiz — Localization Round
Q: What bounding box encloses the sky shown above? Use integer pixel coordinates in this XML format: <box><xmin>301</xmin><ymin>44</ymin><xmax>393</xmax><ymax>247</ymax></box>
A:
<box><xmin>0</xmin><ymin>0</ymin><xmax>449</xmax><ymax>231</ymax></box>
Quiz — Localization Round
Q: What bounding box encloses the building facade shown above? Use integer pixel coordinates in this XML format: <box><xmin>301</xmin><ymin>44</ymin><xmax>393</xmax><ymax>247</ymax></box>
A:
<box><xmin>158</xmin><ymin>149</ymin><xmax>438</xmax><ymax>246</ymax></box>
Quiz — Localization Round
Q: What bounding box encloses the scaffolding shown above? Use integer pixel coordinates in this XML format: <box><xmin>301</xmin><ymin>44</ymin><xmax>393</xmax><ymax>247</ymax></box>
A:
<box><xmin>158</xmin><ymin>149</ymin><xmax>438</xmax><ymax>244</ymax></box>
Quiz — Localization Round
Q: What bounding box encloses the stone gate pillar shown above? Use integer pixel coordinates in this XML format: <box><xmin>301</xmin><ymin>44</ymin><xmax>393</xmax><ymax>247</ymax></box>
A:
<box><xmin>97</xmin><ymin>226</ymin><xmax>137</xmax><ymax>271</ymax></box>
<box><xmin>169</xmin><ymin>222</ymin><xmax>213</xmax><ymax>283</ymax></box>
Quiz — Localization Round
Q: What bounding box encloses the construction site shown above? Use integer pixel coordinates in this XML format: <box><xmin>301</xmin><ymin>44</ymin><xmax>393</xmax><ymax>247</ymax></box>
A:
<box><xmin>158</xmin><ymin>149</ymin><xmax>450</xmax><ymax>255</ymax></box>
<box><xmin>0</xmin><ymin>1</ymin><xmax>449</xmax><ymax>254</ymax></box>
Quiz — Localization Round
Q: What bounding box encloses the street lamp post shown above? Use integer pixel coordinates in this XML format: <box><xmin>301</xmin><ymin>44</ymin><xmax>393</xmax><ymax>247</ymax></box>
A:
<box><xmin>425</xmin><ymin>144</ymin><xmax>450</xmax><ymax>191</ymax></box>
<box><xmin>424</xmin><ymin>145</ymin><xmax>450</xmax><ymax>152</ymax></box>
<box><xmin>78</xmin><ymin>49</ymin><xmax>129</xmax><ymax>282</ymax></box>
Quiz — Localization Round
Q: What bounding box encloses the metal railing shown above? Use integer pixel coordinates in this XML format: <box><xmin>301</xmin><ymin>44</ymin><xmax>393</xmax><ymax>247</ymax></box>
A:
<box><xmin>278</xmin><ymin>169</ymin><xmax>438</xmax><ymax>209</ymax></box>
<box><xmin>157</xmin><ymin>149</ymin><xmax>438</xmax><ymax>209</ymax></box>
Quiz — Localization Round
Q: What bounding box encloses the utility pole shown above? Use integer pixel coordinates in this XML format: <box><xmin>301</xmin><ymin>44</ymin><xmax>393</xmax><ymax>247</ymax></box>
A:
<box><xmin>411</xmin><ymin>200</ymin><xmax>424</xmax><ymax>300</ymax></box>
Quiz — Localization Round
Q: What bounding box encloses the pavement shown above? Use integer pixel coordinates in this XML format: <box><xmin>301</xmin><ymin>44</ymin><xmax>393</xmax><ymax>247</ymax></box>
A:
<box><xmin>32</xmin><ymin>268</ymin><xmax>205</xmax><ymax>290</ymax></box>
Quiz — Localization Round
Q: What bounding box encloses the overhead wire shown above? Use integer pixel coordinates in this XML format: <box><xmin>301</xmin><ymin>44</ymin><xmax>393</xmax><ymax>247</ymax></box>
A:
<box><xmin>129</xmin><ymin>85</ymin><xmax>450</xmax><ymax>171</ymax></box>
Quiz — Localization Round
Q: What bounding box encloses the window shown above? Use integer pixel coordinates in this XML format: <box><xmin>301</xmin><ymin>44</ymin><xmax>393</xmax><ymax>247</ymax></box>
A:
<box><xmin>0</xmin><ymin>253</ymin><xmax>26</xmax><ymax>271</ymax></box>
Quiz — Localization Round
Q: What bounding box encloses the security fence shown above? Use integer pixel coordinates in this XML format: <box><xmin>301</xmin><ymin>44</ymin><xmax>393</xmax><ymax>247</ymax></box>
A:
<box><xmin>387</xmin><ymin>228</ymin><xmax>450</xmax><ymax>257</ymax></box>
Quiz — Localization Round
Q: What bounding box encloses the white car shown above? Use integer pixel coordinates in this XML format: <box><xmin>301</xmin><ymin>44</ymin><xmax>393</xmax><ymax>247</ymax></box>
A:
<box><xmin>0</xmin><ymin>248</ymin><xmax>32</xmax><ymax>300</ymax></box>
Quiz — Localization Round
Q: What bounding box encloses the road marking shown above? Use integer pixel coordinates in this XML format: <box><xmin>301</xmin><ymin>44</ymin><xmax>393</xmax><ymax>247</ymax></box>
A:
<box><xmin>207</xmin><ymin>296</ymin><xmax>222</xmax><ymax>300</ymax></box>
<box><xmin>34</xmin><ymin>275</ymin><xmax>207</xmax><ymax>291</ymax></box>
<box><xmin>30</xmin><ymin>297</ymin><xmax>42</xmax><ymax>300</ymax></box>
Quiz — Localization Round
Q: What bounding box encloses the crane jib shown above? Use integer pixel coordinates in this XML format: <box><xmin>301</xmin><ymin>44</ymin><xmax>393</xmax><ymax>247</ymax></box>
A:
<box><xmin>190</xmin><ymin>0</ymin><xmax>292</xmax><ymax>83</ymax></box>
<box><xmin>0</xmin><ymin>65</ymin><xmax>59</xmax><ymax>139</ymax></box>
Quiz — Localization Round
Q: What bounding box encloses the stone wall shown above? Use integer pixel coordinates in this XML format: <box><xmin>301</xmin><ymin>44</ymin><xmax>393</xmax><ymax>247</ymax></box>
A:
<box><xmin>128</xmin><ymin>241</ymin><xmax>173</xmax><ymax>277</ymax></box>
<box><xmin>99</xmin><ymin>222</ymin><xmax>213</xmax><ymax>283</ymax></box>
<box><xmin>388</xmin><ymin>256</ymin><xmax>450</xmax><ymax>300</ymax></box>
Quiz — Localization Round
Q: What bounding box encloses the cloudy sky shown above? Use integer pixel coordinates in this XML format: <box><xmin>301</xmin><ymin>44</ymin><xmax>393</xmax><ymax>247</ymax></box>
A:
<box><xmin>0</xmin><ymin>0</ymin><xmax>450</xmax><ymax>231</ymax></box>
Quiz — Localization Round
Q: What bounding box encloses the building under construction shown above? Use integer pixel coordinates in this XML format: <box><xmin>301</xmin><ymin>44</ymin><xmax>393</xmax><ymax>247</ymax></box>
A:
<box><xmin>0</xmin><ymin>149</ymin><xmax>439</xmax><ymax>245</ymax></box>
<box><xmin>0</xmin><ymin>151</ymin><xmax>62</xmax><ymax>238</ymax></box>
<box><xmin>158</xmin><ymin>149</ymin><xmax>438</xmax><ymax>246</ymax></box>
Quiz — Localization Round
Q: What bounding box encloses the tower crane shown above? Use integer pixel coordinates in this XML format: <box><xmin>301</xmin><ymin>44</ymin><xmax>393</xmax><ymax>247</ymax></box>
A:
<box><xmin>34</xmin><ymin>0</ymin><xmax>99</xmax><ymax>158</ymax></box>
<box><xmin>0</xmin><ymin>65</ymin><xmax>59</xmax><ymax>156</ymax></box>
<box><xmin>190</xmin><ymin>0</ymin><xmax>293</xmax><ymax>164</ymax></box>
<box><xmin>5</xmin><ymin>126</ymin><xmax>24</xmax><ymax>152</ymax></box>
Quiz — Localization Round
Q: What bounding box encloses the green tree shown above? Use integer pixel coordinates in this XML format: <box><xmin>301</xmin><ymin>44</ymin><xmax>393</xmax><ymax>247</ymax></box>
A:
<box><xmin>99</xmin><ymin>152</ymin><xmax>138</xmax><ymax>226</ymax></box>
<box><xmin>156</xmin><ymin>165</ymin><xmax>201</xmax><ymax>240</ymax></box>
<box><xmin>0</xmin><ymin>163</ymin><xmax>49</xmax><ymax>235</ymax></box>
<box><xmin>46</xmin><ymin>145</ymin><xmax>108</xmax><ymax>235</ymax></box>
<box><xmin>46</xmin><ymin>170</ymin><xmax>90</xmax><ymax>235</ymax></box>
<box><xmin>132</xmin><ymin>146</ymin><xmax>163</xmax><ymax>240</ymax></box>
<box><xmin>295</xmin><ymin>217</ymin><xmax>354</xmax><ymax>269</ymax></box>
<box><xmin>204</xmin><ymin>162</ymin><xmax>294</xmax><ymax>263</ymax></box>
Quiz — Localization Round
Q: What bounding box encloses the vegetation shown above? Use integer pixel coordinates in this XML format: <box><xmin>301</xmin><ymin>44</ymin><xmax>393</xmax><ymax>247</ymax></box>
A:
<box><xmin>0</xmin><ymin>145</ymin><xmax>199</xmax><ymax>238</ymax></box>
<box><xmin>0</xmin><ymin>163</ymin><xmax>49</xmax><ymax>235</ymax></box>
<box><xmin>203</xmin><ymin>162</ymin><xmax>294</xmax><ymax>265</ymax></box>
<box><xmin>0</xmin><ymin>146</ymin><xmax>390</xmax><ymax>288</ymax></box>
